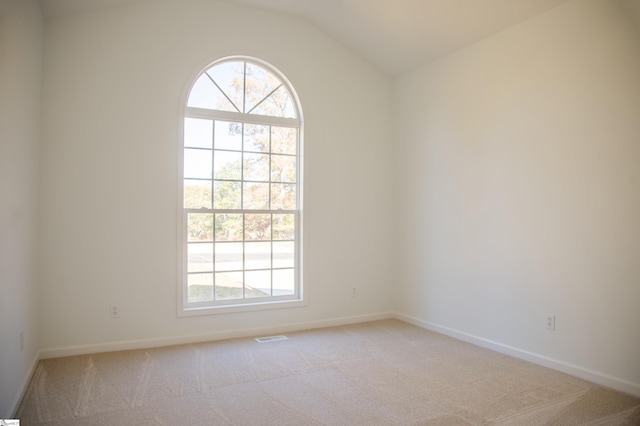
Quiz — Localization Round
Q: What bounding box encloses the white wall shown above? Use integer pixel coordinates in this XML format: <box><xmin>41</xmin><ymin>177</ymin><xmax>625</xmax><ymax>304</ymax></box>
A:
<box><xmin>10</xmin><ymin>0</ymin><xmax>638</xmax><ymax>411</ymax></box>
<box><xmin>39</xmin><ymin>0</ymin><xmax>393</xmax><ymax>352</ymax></box>
<box><xmin>394</xmin><ymin>0</ymin><xmax>640</xmax><ymax>394</ymax></box>
<box><xmin>0</xmin><ymin>0</ymin><xmax>43</xmax><ymax>416</ymax></box>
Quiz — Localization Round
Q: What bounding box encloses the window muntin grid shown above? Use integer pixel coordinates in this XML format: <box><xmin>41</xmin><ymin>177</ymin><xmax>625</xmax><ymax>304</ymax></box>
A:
<box><xmin>181</xmin><ymin>58</ymin><xmax>301</xmax><ymax>312</ymax></box>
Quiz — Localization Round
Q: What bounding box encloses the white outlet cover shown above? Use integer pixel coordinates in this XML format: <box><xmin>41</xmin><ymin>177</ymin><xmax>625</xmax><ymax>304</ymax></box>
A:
<box><xmin>545</xmin><ymin>314</ymin><xmax>555</xmax><ymax>330</ymax></box>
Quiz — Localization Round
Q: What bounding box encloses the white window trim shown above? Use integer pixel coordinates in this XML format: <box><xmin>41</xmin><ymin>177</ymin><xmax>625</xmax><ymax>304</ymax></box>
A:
<box><xmin>176</xmin><ymin>57</ymin><xmax>305</xmax><ymax>317</ymax></box>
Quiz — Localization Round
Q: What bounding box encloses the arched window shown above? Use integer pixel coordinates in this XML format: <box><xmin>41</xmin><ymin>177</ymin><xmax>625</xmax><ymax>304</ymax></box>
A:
<box><xmin>179</xmin><ymin>57</ymin><xmax>303</xmax><ymax>314</ymax></box>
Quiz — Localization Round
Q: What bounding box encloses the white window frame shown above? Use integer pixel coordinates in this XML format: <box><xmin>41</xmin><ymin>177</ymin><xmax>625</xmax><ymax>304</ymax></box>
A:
<box><xmin>177</xmin><ymin>56</ymin><xmax>304</xmax><ymax>316</ymax></box>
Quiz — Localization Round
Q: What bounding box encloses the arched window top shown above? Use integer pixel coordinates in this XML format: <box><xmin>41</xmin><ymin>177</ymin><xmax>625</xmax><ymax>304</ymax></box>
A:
<box><xmin>187</xmin><ymin>58</ymin><xmax>299</xmax><ymax>120</ymax></box>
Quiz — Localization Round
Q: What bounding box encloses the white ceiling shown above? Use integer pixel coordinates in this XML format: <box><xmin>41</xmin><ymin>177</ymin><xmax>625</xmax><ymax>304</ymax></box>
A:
<box><xmin>219</xmin><ymin>0</ymin><xmax>571</xmax><ymax>75</ymax></box>
<box><xmin>39</xmin><ymin>0</ymin><xmax>575</xmax><ymax>76</ymax></box>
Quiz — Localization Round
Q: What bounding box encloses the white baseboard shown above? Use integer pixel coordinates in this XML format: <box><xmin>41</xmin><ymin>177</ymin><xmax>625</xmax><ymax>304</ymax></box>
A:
<box><xmin>39</xmin><ymin>311</ymin><xmax>395</xmax><ymax>359</ymax></box>
<box><xmin>8</xmin><ymin>350</ymin><xmax>41</xmax><ymax>418</ymax></box>
<box><xmin>393</xmin><ymin>312</ymin><xmax>640</xmax><ymax>398</ymax></box>
<box><xmin>27</xmin><ymin>310</ymin><xmax>640</xmax><ymax>410</ymax></box>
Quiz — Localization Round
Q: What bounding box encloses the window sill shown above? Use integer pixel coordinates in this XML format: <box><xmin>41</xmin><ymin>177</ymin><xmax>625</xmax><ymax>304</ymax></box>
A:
<box><xmin>178</xmin><ymin>298</ymin><xmax>307</xmax><ymax>317</ymax></box>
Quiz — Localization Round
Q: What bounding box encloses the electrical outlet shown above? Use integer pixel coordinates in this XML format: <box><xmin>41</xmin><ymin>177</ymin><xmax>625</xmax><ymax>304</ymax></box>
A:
<box><xmin>20</xmin><ymin>331</ymin><xmax>24</xmax><ymax>352</ymax></box>
<box><xmin>545</xmin><ymin>314</ymin><xmax>555</xmax><ymax>330</ymax></box>
<box><xmin>110</xmin><ymin>304</ymin><xmax>120</xmax><ymax>318</ymax></box>
<box><xmin>351</xmin><ymin>287</ymin><xmax>357</xmax><ymax>297</ymax></box>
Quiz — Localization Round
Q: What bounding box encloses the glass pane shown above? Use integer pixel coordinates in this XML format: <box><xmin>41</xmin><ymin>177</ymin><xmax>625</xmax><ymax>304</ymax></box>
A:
<box><xmin>243</xmin><ymin>153</ymin><xmax>269</xmax><ymax>182</ymax></box>
<box><xmin>243</xmin><ymin>182</ymin><xmax>269</xmax><ymax>209</ymax></box>
<box><xmin>213</xmin><ymin>150</ymin><xmax>241</xmax><ymax>180</ymax></box>
<box><xmin>245</xmin><ymin>214</ymin><xmax>271</xmax><ymax>240</ymax></box>
<box><xmin>271</xmin><ymin>154</ymin><xmax>296</xmax><ymax>183</ymax></box>
<box><xmin>245</xmin><ymin>242</ymin><xmax>271</xmax><ymax>270</ymax></box>
<box><xmin>245</xmin><ymin>270</ymin><xmax>271</xmax><ymax>298</ymax></box>
<box><xmin>215</xmin><ymin>271</ymin><xmax>243</xmax><ymax>300</ymax></box>
<box><xmin>184</xmin><ymin>148</ymin><xmax>212</xmax><ymax>179</ymax></box>
<box><xmin>272</xmin><ymin>127</ymin><xmax>297</xmax><ymax>155</ymax></box>
<box><xmin>245</xmin><ymin>63</ymin><xmax>281</xmax><ymax>115</ymax></box>
<box><xmin>271</xmin><ymin>183</ymin><xmax>296</xmax><ymax>210</ymax></box>
<box><xmin>273</xmin><ymin>241</ymin><xmax>294</xmax><ymax>268</ymax></box>
<box><xmin>188</xmin><ymin>243</ymin><xmax>213</xmax><ymax>273</ymax></box>
<box><xmin>251</xmin><ymin>85</ymin><xmax>296</xmax><ymax>118</ymax></box>
<box><xmin>213</xmin><ymin>181</ymin><xmax>241</xmax><ymax>209</ymax></box>
<box><xmin>184</xmin><ymin>179</ymin><xmax>211</xmax><ymax>209</ymax></box>
<box><xmin>205</xmin><ymin>61</ymin><xmax>244</xmax><ymax>113</ymax></box>
<box><xmin>184</xmin><ymin>118</ymin><xmax>213</xmax><ymax>149</ymax></box>
<box><xmin>273</xmin><ymin>269</ymin><xmax>295</xmax><ymax>296</ymax></box>
<box><xmin>187</xmin><ymin>73</ymin><xmax>236</xmax><ymax>112</ymax></box>
<box><xmin>244</xmin><ymin>124</ymin><xmax>269</xmax><ymax>152</ymax></box>
<box><xmin>187</xmin><ymin>213</ymin><xmax>213</xmax><ymax>242</ymax></box>
<box><xmin>215</xmin><ymin>242</ymin><xmax>243</xmax><ymax>271</ymax></box>
<box><xmin>188</xmin><ymin>273</ymin><xmax>213</xmax><ymax>303</ymax></box>
<box><xmin>215</xmin><ymin>213</ymin><xmax>243</xmax><ymax>241</ymax></box>
<box><xmin>273</xmin><ymin>214</ymin><xmax>295</xmax><ymax>240</ymax></box>
<box><xmin>214</xmin><ymin>121</ymin><xmax>242</xmax><ymax>151</ymax></box>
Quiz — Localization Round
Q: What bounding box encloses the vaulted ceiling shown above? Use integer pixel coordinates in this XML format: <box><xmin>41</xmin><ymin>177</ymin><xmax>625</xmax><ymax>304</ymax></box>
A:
<box><xmin>38</xmin><ymin>0</ymin><xmax>578</xmax><ymax>76</ymax></box>
<box><xmin>219</xmin><ymin>0</ymin><xmax>571</xmax><ymax>75</ymax></box>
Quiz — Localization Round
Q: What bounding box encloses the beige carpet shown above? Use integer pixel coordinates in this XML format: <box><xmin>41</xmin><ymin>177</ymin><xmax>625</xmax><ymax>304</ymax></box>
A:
<box><xmin>17</xmin><ymin>319</ymin><xmax>640</xmax><ymax>425</ymax></box>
